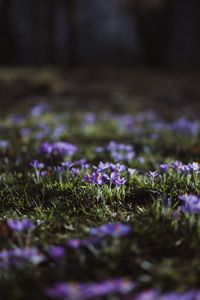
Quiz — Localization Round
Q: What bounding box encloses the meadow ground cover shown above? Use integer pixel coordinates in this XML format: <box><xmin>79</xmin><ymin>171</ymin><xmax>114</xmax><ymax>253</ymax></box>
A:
<box><xmin>1</xmin><ymin>102</ymin><xmax>200</xmax><ymax>299</ymax></box>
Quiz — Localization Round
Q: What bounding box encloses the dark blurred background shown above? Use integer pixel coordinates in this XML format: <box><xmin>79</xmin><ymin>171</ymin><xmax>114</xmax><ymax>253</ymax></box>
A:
<box><xmin>1</xmin><ymin>0</ymin><xmax>200</xmax><ymax>66</ymax></box>
<box><xmin>1</xmin><ymin>0</ymin><xmax>200</xmax><ymax>118</ymax></box>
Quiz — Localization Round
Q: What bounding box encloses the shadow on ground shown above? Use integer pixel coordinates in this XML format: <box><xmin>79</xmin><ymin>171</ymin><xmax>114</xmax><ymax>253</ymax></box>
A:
<box><xmin>0</xmin><ymin>67</ymin><xmax>200</xmax><ymax>118</ymax></box>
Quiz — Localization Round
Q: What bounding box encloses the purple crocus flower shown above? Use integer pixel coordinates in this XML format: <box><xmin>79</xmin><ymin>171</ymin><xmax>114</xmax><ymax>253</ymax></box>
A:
<box><xmin>20</xmin><ymin>127</ymin><xmax>31</xmax><ymax>137</ymax></box>
<box><xmin>134</xmin><ymin>290</ymin><xmax>199</xmax><ymax>300</ymax></box>
<box><xmin>83</xmin><ymin>112</ymin><xmax>96</xmax><ymax>125</ymax></box>
<box><xmin>179</xmin><ymin>194</ymin><xmax>200</xmax><ymax>214</ymax></box>
<box><xmin>39</xmin><ymin>142</ymin><xmax>53</xmax><ymax>155</ymax></box>
<box><xmin>30</xmin><ymin>160</ymin><xmax>44</xmax><ymax>169</ymax></box>
<box><xmin>84</xmin><ymin>171</ymin><xmax>105</xmax><ymax>186</ymax></box>
<box><xmin>61</xmin><ymin>161</ymin><xmax>74</xmax><ymax>169</ymax></box>
<box><xmin>80</xmin><ymin>278</ymin><xmax>135</xmax><ymax>299</ymax></box>
<box><xmin>47</xmin><ymin>246</ymin><xmax>65</xmax><ymax>259</ymax></box>
<box><xmin>146</xmin><ymin>171</ymin><xmax>159</xmax><ymax>178</ymax></box>
<box><xmin>0</xmin><ymin>247</ymin><xmax>45</xmax><ymax>269</ymax></box>
<box><xmin>45</xmin><ymin>278</ymin><xmax>135</xmax><ymax>300</ymax></box>
<box><xmin>114</xmin><ymin>176</ymin><xmax>127</xmax><ymax>187</ymax></box>
<box><xmin>39</xmin><ymin>142</ymin><xmax>77</xmax><ymax>157</ymax></box>
<box><xmin>67</xmin><ymin>239</ymin><xmax>85</xmax><ymax>249</ymax></box>
<box><xmin>52</xmin><ymin>142</ymin><xmax>77</xmax><ymax>157</ymax></box>
<box><xmin>41</xmin><ymin>170</ymin><xmax>48</xmax><ymax>177</ymax></box>
<box><xmin>67</xmin><ymin>237</ymin><xmax>101</xmax><ymax>250</ymax></box>
<box><xmin>17</xmin><ymin>247</ymin><xmax>45</xmax><ymax>265</ymax></box>
<box><xmin>104</xmin><ymin>171</ymin><xmax>118</xmax><ymax>183</ymax></box>
<box><xmin>30</xmin><ymin>103</ymin><xmax>48</xmax><ymax>116</ymax></box>
<box><xmin>117</xmin><ymin>114</ymin><xmax>134</xmax><ymax>132</ymax></box>
<box><xmin>95</xmin><ymin>146</ymin><xmax>104</xmax><ymax>153</ymax></box>
<box><xmin>89</xmin><ymin>223</ymin><xmax>131</xmax><ymax>238</ymax></box>
<box><xmin>83</xmin><ymin>163</ymin><xmax>127</xmax><ymax>187</ymax></box>
<box><xmin>52</xmin><ymin>125</ymin><xmax>66</xmax><ymax>139</ymax></box>
<box><xmin>71</xmin><ymin>168</ymin><xmax>80</xmax><ymax>177</ymax></box>
<box><xmin>0</xmin><ymin>140</ymin><xmax>9</xmax><ymax>150</ymax></box>
<box><xmin>103</xmin><ymin>172</ymin><xmax>126</xmax><ymax>187</ymax></box>
<box><xmin>54</xmin><ymin>162</ymin><xmax>74</xmax><ymax>174</ymax></box>
<box><xmin>187</xmin><ymin>162</ymin><xmax>199</xmax><ymax>173</ymax></box>
<box><xmin>111</xmin><ymin>151</ymin><xmax>135</xmax><ymax>162</ymax></box>
<box><xmin>161</xmin><ymin>290</ymin><xmax>197</xmax><ymax>300</ymax></box>
<box><xmin>171</xmin><ymin>118</ymin><xmax>199</xmax><ymax>135</ymax></box>
<box><xmin>76</xmin><ymin>159</ymin><xmax>90</xmax><ymax>169</ymax></box>
<box><xmin>54</xmin><ymin>166</ymin><xmax>66</xmax><ymax>174</ymax></box>
<box><xmin>110</xmin><ymin>163</ymin><xmax>126</xmax><ymax>172</ymax></box>
<box><xmin>96</xmin><ymin>161</ymin><xmax>110</xmax><ymax>171</ymax></box>
<box><xmin>7</xmin><ymin>219</ymin><xmax>35</xmax><ymax>232</ymax></box>
<box><xmin>179</xmin><ymin>165</ymin><xmax>191</xmax><ymax>175</ymax></box>
<box><xmin>45</xmin><ymin>282</ymin><xmax>78</xmax><ymax>299</ymax></box>
<box><xmin>134</xmin><ymin>289</ymin><xmax>159</xmax><ymax>300</ymax></box>
<box><xmin>113</xmin><ymin>143</ymin><xmax>132</xmax><ymax>152</ymax></box>
<box><xmin>106</xmin><ymin>141</ymin><xmax>118</xmax><ymax>152</ymax></box>
<box><xmin>170</xmin><ymin>161</ymin><xmax>183</xmax><ymax>172</ymax></box>
<box><xmin>138</xmin><ymin>157</ymin><xmax>145</xmax><ymax>165</ymax></box>
<box><xmin>159</xmin><ymin>164</ymin><xmax>169</xmax><ymax>173</ymax></box>
<box><xmin>106</xmin><ymin>141</ymin><xmax>136</xmax><ymax>162</ymax></box>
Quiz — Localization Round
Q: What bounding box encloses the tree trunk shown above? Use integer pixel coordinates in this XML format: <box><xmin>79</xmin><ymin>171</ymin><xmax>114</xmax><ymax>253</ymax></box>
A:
<box><xmin>0</xmin><ymin>0</ymin><xmax>15</xmax><ymax>64</ymax></box>
<box><xmin>66</xmin><ymin>0</ymin><xmax>78</xmax><ymax>66</ymax></box>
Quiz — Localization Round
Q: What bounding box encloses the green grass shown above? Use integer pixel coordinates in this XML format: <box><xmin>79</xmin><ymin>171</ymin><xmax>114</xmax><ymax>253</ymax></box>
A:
<box><xmin>0</xmin><ymin>103</ymin><xmax>200</xmax><ymax>300</ymax></box>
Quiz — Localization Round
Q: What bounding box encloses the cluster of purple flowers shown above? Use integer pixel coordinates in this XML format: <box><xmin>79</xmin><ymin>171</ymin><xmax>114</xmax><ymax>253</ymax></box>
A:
<box><xmin>134</xmin><ymin>289</ymin><xmax>200</xmax><ymax>300</ymax></box>
<box><xmin>89</xmin><ymin>223</ymin><xmax>131</xmax><ymax>238</ymax></box>
<box><xmin>7</xmin><ymin>218</ymin><xmax>35</xmax><ymax>232</ymax></box>
<box><xmin>39</xmin><ymin>142</ymin><xmax>77</xmax><ymax>157</ymax></box>
<box><xmin>114</xmin><ymin>113</ymin><xmax>200</xmax><ymax>138</ymax></box>
<box><xmin>80</xmin><ymin>110</ymin><xmax>160</xmax><ymax>135</ymax></box>
<box><xmin>45</xmin><ymin>278</ymin><xmax>135</xmax><ymax>300</ymax></box>
<box><xmin>30</xmin><ymin>158</ymin><xmax>91</xmax><ymax>181</ymax></box>
<box><xmin>21</xmin><ymin>122</ymin><xmax>66</xmax><ymax>141</ymax></box>
<box><xmin>53</xmin><ymin>159</ymin><xmax>90</xmax><ymax>177</ymax></box>
<box><xmin>84</xmin><ymin>171</ymin><xmax>127</xmax><ymax>187</ymax></box>
<box><xmin>96</xmin><ymin>161</ymin><xmax>127</xmax><ymax>172</ymax></box>
<box><xmin>84</xmin><ymin>162</ymin><xmax>127</xmax><ymax>187</ymax></box>
<box><xmin>171</xmin><ymin>117</ymin><xmax>200</xmax><ymax>135</ymax></box>
<box><xmin>30</xmin><ymin>160</ymin><xmax>44</xmax><ymax>170</ymax></box>
<box><xmin>80</xmin><ymin>113</ymin><xmax>200</xmax><ymax>139</ymax></box>
<box><xmin>159</xmin><ymin>162</ymin><xmax>200</xmax><ymax>175</ymax></box>
<box><xmin>179</xmin><ymin>194</ymin><xmax>200</xmax><ymax>214</ymax></box>
<box><xmin>30</xmin><ymin>159</ymin><xmax>48</xmax><ymax>178</ymax></box>
<box><xmin>67</xmin><ymin>222</ymin><xmax>131</xmax><ymax>250</ymax></box>
<box><xmin>0</xmin><ymin>247</ymin><xmax>45</xmax><ymax>269</ymax></box>
<box><xmin>144</xmin><ymin>116</ymin><xmax>199</xmax><ymax>137</ymax></box>
<box><xmin>96</xmin><ymin>141</ymin><xmax>135</xmax><ymax>162</ymax></box>
<box><xmin>30</xmin><ymin>157</ymin><xmax>134</xmax><ymax>186</ymax></box>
